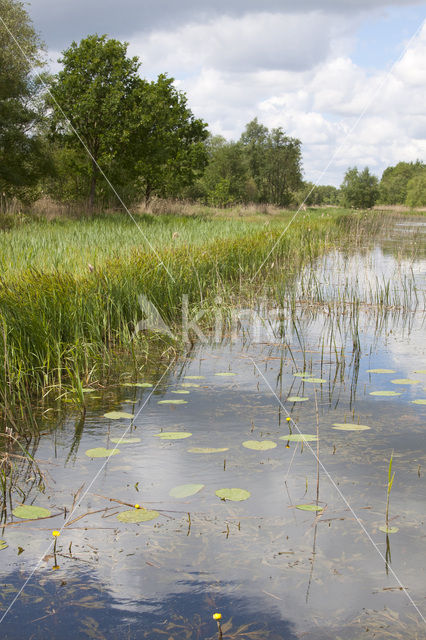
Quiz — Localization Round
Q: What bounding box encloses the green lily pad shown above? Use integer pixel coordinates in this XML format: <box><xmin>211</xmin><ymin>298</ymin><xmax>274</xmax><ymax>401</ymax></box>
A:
<box><xmin>332</xmin><ymin>423</ymin><xmax>371</xmax><ymax>431</ymax></box>
<box><xmin>293</xmin><ymin>372</ymin><xmax>312</xmax><ymax>378</ymax></box>
<box><xmin>120</xmin><ymin>382</ymin><xmax>153</xmax><ymax>388</ymax></box>
<box><xmin>287</xmin><ymin>396</ymin><xmax>309</xmax><ymax>402</ymax></box>
<box><xmin>116</xmin><ymin>509</ymin><xmax>159</xmax><ymax>523</ymax></box>
<box><xmin>180</xmin><ymin>383</ymin><xmax>200</xmax><ymax>388</ymax></box>
<box><xmin>302</xmin><ymin>377</ymin><xmax>327</xmax><ymax>384</ymax></box>
<box><xmin>412</xmin><ymin>399</ymin><xmax>426</xmax><ymax>405</ymax></box>
<box><xmin>390</xmin><ymin>379</ymin><xmax>420</xmax><ymax>385</ymax></box>
<box><xmin>187</xmin><ymin>447</ymin><xmax>229</xmax><ymax>453</ymax></box>
<box><xmin>104</xmin><ymin>411</ymin><xmax>134</xmax><ymax>420</ymax></box>
<box><xmin>414</xmin><ymin>369</ymin><xmax>426</xmax><ymax>374</ymax></box>
<box><xmin>169</xmin><ymin>484</ymin><xmax>204</xmax><ymax>498</ymax></box>
<box><xmin>0</xmin><ymin>540</ymin><xmax>8</xmax><ymax>550</ymax></box>
<box><xmin>215</xmin><ymin>488</ymin><xmax>250</xmax><ymax>501</ymax></box>
<box><xmin>171</xmin><ymin>390</ymin><xmax>190</xmax><ymax>394</ymax></box>
<box><xmin>110</xmin><ymin>437</ymin><xmax>141</xmax><ymax>444</ymax></box>
<box><xmin>184</xmin><ymin>375</ymin><xmax>205</xmax><ymax>379</ymax></box>
<box><xmin>12</xmin><ymin>505</ymin><xmax>51</xmax><ymax>520</ymax></box>
<box><xmin>369</xmin><ymin>391</ymin><xmax>402</xmax><ymax>397</ymax></box>
<box><xmin>158</xmin><ymin>399</ymin><xmax>187</xmax><ymax>405</ymax></box>
<box><xmin>279</xmin><ymin>434</ymin><xmax>317</xmax><ymax>442</ymax></box>
<box><xmin>85</xmin><ymin>447</ymin><xmax>120</xmax><ymax>457</ymax></box>
<box><xmin>154</xmin><ymin>432</ymin><xmax>192</xmax><ymax>440</ymax></box>
<box><xmin>82</xmin><ymin>388</ymin><xmax>96</xmax><ymax>393</ymax></box>
<box><xmin>295</xmin><ymin>504</ymin><xmax>323</xmax><ymax>512</ymax></box>
<box><xmin>379</xmin><ymin>525</ymin><xmax>399</xmax><ymax>534</ymax></box>
<box><xmin>242</xmin><ymin>440</ymin><xmax>277</xmax><ymax>450</ymax></box>
<box><xmin>367</xmin><ymin>369</ymin><xmax>396</xmax><ymax>373</ymax></box>
<box><xmin>214</xmin><ymin>372</ymin><xmax>236</xmax><ymax>376</ymax></box>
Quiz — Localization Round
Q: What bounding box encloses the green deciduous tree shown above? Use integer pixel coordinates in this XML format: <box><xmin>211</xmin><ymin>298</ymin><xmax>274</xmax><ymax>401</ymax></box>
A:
<box><xmin>340</xmin><ymin>166</ymin><xmax>379</xmax><ymax>209</ymax></box>
<box><xmin>405</xmin><ymin>170</ymin><xmax>426</xmax><ymax>208</ymax></box>
<box><xmin>379</xmin><ymin>160</ymin><xmax>425</xmax><ymax>205</ymax></box>
<box><xmin>0</xmin><ymin>0</ymin><xmax>51</xmax><ymax>203</ymax></box>
<box><xmin>198</xmin><ymin>136</ymin><xmax>251</xmax><ymax>206</ymax></box>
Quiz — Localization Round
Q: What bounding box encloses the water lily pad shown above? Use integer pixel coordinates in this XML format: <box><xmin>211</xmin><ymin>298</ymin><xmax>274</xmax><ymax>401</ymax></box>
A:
<box><xmin>0</xmin><ymin>540</ymin><xmax>8</xmax><ymax>550</ymax></box>
<box><xmin>184</xmin><ymin>375</ymin><xmax>205</xmax><ymax>379</ymax></box>
<box><xmin>369</xmin><ymin>391</ymin><xmax>402</xmax><ymax>397</ymax></box>
<box><xmin>180</xmin><ymin>383</ymin><xmax>200</xmax><ymax>388</ymax></box>
<box><xmin>279</xmin><ymin>434</ymin><xmax>318</xmax><ymax>442</ymax></box>
<box><xmin>379</xmin><ymin>525</ymin><xmax>399</xmax><ymax>534</ymax></box>
<box><xmin>367</xmin><ymin>369</ymin><xmax>396</xmax><ymax>374</ymax></box>
<box><xmin>154</xmin><ymin>432</ymin><xmax>192</xmax><ymax>440</ymax></box>
<box><xmin>12</xmin><ymin>505</ymin><xmax>51</xmax><ymax>520</ymax></box>
<box><xmin>332</xmin><ymin>423</ymin><xmax>371</xmax><ymax>431</ymax></box>
<box><xmin>412</xmin><ymin>399</ymin><xmax>426</xmax><ymax>405</ymax></box>
<box><xmin>215</xmin><ymin>488</ymin><xmax>250</xmax><ymax>501</ymax></box>
<box><xmin>169</xmin><ymin>484</ymin><xmax>204</xmax><ymax>498</ymax></box>
<box><xmin>82</xmin><ymin>388</ymin><xmax>96</xmax><ymax>393</ymax></box>
<box><xmin>390</xmin><ymin>379</ymin><xmax>420</xmax><ymax>385</ymax></box>
<box><xmin>287</xmin><ymin>396</ymin><xmax>309</xmax><ymax>402</ymax></box>
<box><xmin>293</xmin><ymin>372</ymin><xmax>312</xmax><ymax>378</ymax></box>
<box><xmin>414</xmin><ymin>369</ymin><xmax>426</xmax><ymax>374</ymax></box>
<box><xmin>85</xmin><ymin>447</ymin><xmax>120</xmax><ymax>457</ymax></box>
<box><xmin>171</xmin><ymin>390</ymin><xmax>190</xmax><ymax>394</ymax></box>
<box><xmin>302</xmin><ymin>377</ymin><xmax>327</xmax><ymax>384</ymax></box>
<box><xmin>158</xmin><ymin>399</ymin><xmax>187</xmax><ymax>405</ymax></box>
<box><xmin>110</xmin><ymin>437</ymin><xmax>141</xmax><ymax>444</ymax></box>
<box><xmin>104</xmin><ymin>411</ymin><xmax>134</xmax><ymax>420</ymax></box>
<box><xmin>214</xmin><ymin>372</ymin><xmax>237</xmax><ymax>376</ymax></box>
<box><xmin>187</xmin><ymin>447</ymin><xmax>229</xmax><ymax>453</ymax></box>
<box><xmin>116</xmin><ymin>509</ymin><xmax>159</xmax><ymax>523</ymax></box>
<box><xmin>242</xmin><ymin>440</ymin><xmax>277</xmax><ymax>450</ymax></box>
<box><xmin>295</xmin><ymin>504</ymin><xmax>323</xmax><ymax>512</ymax></box>
<box><xmin>121</xmin><ymin>382</ymin><xmax>153</xmax><ymax>388</ymax></box>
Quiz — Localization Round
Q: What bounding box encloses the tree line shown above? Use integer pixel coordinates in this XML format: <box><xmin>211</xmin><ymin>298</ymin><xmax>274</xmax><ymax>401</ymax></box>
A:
<box><xmin>1</xmin><ymin>0</ymin><xmax>425</xmax><ymax>211</ymax></box>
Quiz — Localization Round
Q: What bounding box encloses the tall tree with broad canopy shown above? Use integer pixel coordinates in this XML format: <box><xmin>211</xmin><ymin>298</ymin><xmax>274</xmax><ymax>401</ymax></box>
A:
<box><xmin>340</xmin><ymin>167</ymin><xmax>379</xmax><ymax>209</ymax></box>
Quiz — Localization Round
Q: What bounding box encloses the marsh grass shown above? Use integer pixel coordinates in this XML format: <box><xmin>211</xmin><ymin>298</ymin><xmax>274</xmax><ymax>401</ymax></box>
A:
<box><xmin>0</xmin><ymin>206</ymin><xmax>411</xmax><ymax>430</ymax></box>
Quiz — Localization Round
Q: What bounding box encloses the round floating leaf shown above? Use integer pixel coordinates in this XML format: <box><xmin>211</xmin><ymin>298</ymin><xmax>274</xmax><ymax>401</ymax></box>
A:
<box><xmin>171</xmin><ymin>390</ymin><xmax>190</xmax><ymax>395</ymax></box>
<box><xmin>295</xmin><ymin>504</ymin><xmax>323</xmax><ymax>512</ymax></box>
<box><xmin>214</xmin><ymin>372</ymin><xmax>237</xmax><ymax>376</ymax></box>
<box><xmin>180</xmin><ymin>383</ymin><xmax>200</xmax><ymax>388</ymax></box>
<box><xmin>110</xmin><ymin>437</ymin><xmax>141</xmax><ymax>444</ymax></box>
<box><xmin>287</xmin><ymin>396</ymin><xmax>309</xmax><ymax>402</ymax></box>
<box><xmin>279</xmin><ymin>434</ymin><xmax>317</xmax><ymax>442</ymax></box>
<box><xmin>412</xmin><ymin>399</ymin><xmax>426</xmax><ymax>405</ymax></box>
<box><xmin>293</xmin><ymin>372</ymin><xmax>311</xmax><ymax>378</ymax></box>
<box><xmin>85</xmin><ymin>447</ymin><xmax>120</xmax><ymax>458</ymax></box>
<box><xmin>379</xmin><ymin>525</ymin><xmax>399</xmax><ymax>534</ymax></box>
<box><xmin>187</xmin><ymin>447</ymin><xmax>229</xmax><ymax>453</ymax></box>
<box><xmin>121</xmin><ymin>382</ymin><xmax>153</xmax><ymax>388</ymax></box>
<box><xmin>169</xmin><ymin>484</ymin><xmax>204</xmax><ymax>498</ymax></box>
<box><xmin>367</xmin><ymin>369</ymin><xmax>396</xmax><ymax>374</ymax></box>
<box><xmin>414</xmin><ymin>369</ymin><xmax>426</xmax><ymax>374</ymax></box>
<box><xmin>116</xmin><ymin>509</ymin><xmax>159</xmax><ymax>523</ymax></box>
<box><xmin>302</xmin><ymin>377</ymin><xmax>327</xmax><ymax>384</ymax></box>
<box><xmin>332</xmin><ymin>423</ymin><xmax>371</xmax><ymax>431</ymax></box>
<box><xmin>369</xmin><ymin>391</ymin><xmax>402</xmax><ymax>397</ymax></box>
<box><xmin>82</xmin><ymin>388</ymin><xmax>96</xmax><ymax>393</ymax></box>
<box><xmin>104</xmin><ymin>411</ymin><xmax>134</xmax><ymax>420</ymax></box>
<box><xmin>184</xmin><ymin>375</ymin><xmax>205</xmax><ymax>380</ymax></box>
<box><xmin>154</xmin><ymin>432</ymin><xmax>192</xmax><ymax>440</ymax></box>
<box><xmin>390</xmin><ymin>379</ymin><xmax>420</xmax><ymax>385</ymax></box>
<box><xmin>12</xmin><ymin>505</ymin><xmax>51</xmax><ymax>520</ymax></box>
<box><xmin>242</xmin><ymin>440</ymin><xmax>277</xmax><ymax>450</ymax></box>
<box><xmin>215</xmin><ymin>488</ymin><xmax>250</xmax><ymax>501</ymax></box>
<box><xmin>0</xmin><ymin>540</ymin><xmax>8</xmax><ymax>550</ymax></box>
<box><xmin>158</xmin><ymin>399</ymin><xmax>187</xmax><ymax>405</ymax></box>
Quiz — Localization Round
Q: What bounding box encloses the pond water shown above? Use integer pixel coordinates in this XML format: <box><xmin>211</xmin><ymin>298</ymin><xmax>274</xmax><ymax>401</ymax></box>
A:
<box><xmin>1</xmin><ymin>219</ymin><xmax>425</xmax><ymax>639</ymax></box>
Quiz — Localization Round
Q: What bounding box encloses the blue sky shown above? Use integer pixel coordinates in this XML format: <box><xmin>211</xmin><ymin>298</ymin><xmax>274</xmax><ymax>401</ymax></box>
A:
<box><xmin>27</xmin><ymin>1</ymin><xmax>426</xmax><ymax>186</ymax></box>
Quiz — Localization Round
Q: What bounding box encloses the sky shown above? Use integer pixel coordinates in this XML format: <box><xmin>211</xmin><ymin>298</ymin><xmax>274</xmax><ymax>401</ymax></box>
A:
<box><xmin>26</xmin><ymin>0</ymin><xmax>426</xmax><ymax>186</ymax></box>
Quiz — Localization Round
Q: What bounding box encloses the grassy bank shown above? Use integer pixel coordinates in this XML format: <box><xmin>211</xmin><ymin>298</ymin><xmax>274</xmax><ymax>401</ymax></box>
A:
<box><xmin>0</xmin><ymin>206</ymin><xmax>400</xmax><ymax>430</ymax></box>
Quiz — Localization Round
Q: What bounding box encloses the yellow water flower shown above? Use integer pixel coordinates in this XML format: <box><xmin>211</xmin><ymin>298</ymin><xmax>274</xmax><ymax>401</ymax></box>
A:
<box><xmin>52</xmin><ymin>565</ymin><xmax>60</xmax><ymax>571</ymax></box>
<box><xmin>286</xmin><ymin>417</ymin><xmax>291</xmax><ymax>422</ymax></box>
<box><xmin>52</xmin><ymin>530</ymin><xmax>60</xmax><ymax>537</ymax></box>
<box><xmin>134</xmin><ymin>504</ymin><xmax>140</xmax><ymax>509</ymax></box>
<box><xmin>213</xmin><ymin>613</ymin><xmax>222</xmax><ymax>620</ymax></box>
